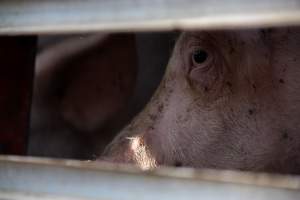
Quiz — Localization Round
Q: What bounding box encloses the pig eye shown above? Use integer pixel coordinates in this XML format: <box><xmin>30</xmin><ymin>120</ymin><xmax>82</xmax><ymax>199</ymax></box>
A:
<box><xmin>192</xmin><ymin>49</ymin><xmax>208</xmax><ymax>65</ymax></box>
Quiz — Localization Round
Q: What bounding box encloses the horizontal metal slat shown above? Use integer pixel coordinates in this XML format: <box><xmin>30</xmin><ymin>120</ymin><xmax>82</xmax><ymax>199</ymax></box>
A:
<box><xmin>1</xmin><ymin>0</ymin><xmax>300</xmax><ymax>35</ymax></box>
<box><xmin>0</xmin><ymin>156</ymin><xmax>300</xmax><ymax>200</ymax></box>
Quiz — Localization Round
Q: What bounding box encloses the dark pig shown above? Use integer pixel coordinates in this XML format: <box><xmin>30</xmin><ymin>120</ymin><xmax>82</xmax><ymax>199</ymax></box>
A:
<box><xmin>29</xmin><ymin>34</ymin><xmax>137</xmax><ymax>158</ymax></box>
<box><xmin>102</xmin><ymin>28</ymin><xmax>300</xmax><ymax>174</ymax></box>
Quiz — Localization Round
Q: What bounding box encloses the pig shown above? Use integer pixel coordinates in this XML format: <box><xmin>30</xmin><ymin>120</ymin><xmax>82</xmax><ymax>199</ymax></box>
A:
<box><xmin>101</xmin><ymin>28</ymin><xmax>300</xmax><ymax>174</ymax></box>
<box><xmin>29</xmin><ymin>34</ymin><xmax>137</xmax><ymax>159</ymax></box>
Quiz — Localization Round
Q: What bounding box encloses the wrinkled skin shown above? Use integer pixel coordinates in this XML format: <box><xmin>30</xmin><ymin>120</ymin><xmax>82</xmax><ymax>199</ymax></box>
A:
<box><xmin>102</xmin><ymin>28</ymin><xmax>300</xmax><ymax>174</ymax></box>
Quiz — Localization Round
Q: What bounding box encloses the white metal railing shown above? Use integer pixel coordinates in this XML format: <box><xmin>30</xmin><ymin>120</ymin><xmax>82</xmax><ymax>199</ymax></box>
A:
<box><xmin>1</xmin><ymin>156</ymin><xmax>300</xmax><ymax>200</ymax></box>
<box><xmin>1</xmin><ymin>1</ymin><xmax>300</xmax><ymax>199</ymax></box>
<box><xmin>1</xmin><ymin>0</ymin><xmax>300</xmax><ymax>35</ymax></box>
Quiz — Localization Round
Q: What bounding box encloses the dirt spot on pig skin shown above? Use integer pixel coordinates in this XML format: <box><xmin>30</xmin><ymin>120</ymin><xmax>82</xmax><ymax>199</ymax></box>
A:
<box><xmin>174</xmin><ymin>161</ymin><xmax>183</xmax><ymax>167</ymax></box>
<box><xmin>102</xmin><ymin>28</ymin><xmax>300</xmax><ymax>174</ymax></box>
<box><xmin>148</xmin><ymin>114</ymin><xmax>157</xmax><ymax>121</ymax></box>
<box><xmin>229</xmin><ymin>47</ymin><xmax>235</xmax><ymax>55</ymax></box>
<box><xmin>158</xmin><ymin>104</ymin><xmax>164</xmax><ymax>113</ymax></box>
<box><xmin>281</xmin><ymin>130</ymin><xmax>294</xmax><ymax>142</ymax></box>
<box><xmin>282</xmin><ymin>132</ymin><xmax>289</xmax><ymax>140</ymax></box>
<box><xmin>248</xmin><ymin>109</ymin><xmax>254</xmax><ymax>115</ymax></box>
<box><xmin>226</xmin><ymin>81</ymin><xmax>232</xmax><ymax>87</ymax></box>
<box><xmin>204</xmin><ymin>86</ymin><xmax>209</xmax><ymax>92</ymax></box>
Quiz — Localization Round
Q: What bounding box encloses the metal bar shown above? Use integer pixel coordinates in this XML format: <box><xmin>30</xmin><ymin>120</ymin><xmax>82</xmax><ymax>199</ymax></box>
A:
<box><xmin>1</xmin><ymin>156</ymin><xmax>300</xmax><ymax>200</ymax></box>
<box><xmin>1</xmin><ymin>0</ymin><xmax>300</xmax><ymax>35</ymax></box>
<box><xmin>0</xmin><ymin>37</ymin><xmax>36</xmax><ymax>155</ymax></box>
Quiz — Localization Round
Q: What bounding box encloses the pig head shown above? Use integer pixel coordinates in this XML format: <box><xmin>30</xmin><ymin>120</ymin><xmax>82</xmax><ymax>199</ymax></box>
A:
<box><xmin>102</xmin><ymin>28</ymin><xmax>300</xmax><ymax>174</ymax></box>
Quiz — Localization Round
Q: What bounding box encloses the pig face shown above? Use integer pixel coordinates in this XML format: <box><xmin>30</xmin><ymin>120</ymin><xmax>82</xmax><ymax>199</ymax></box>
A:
<box><xmin>102</xmin><ymin>28</ymin><xmax>300</xmax><ymax>174</ymax></box>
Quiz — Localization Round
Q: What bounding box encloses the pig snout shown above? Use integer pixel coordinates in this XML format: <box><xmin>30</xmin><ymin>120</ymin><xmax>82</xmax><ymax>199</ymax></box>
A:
<box><xmin>102</xmin><ymin>29</ymin><xmax>300</xmax><ymax>174</ymax></box>
<box><xmin>101</xmin><ymin>134</ymin><xmax>158</xmax><ymax>170</ymax></box>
